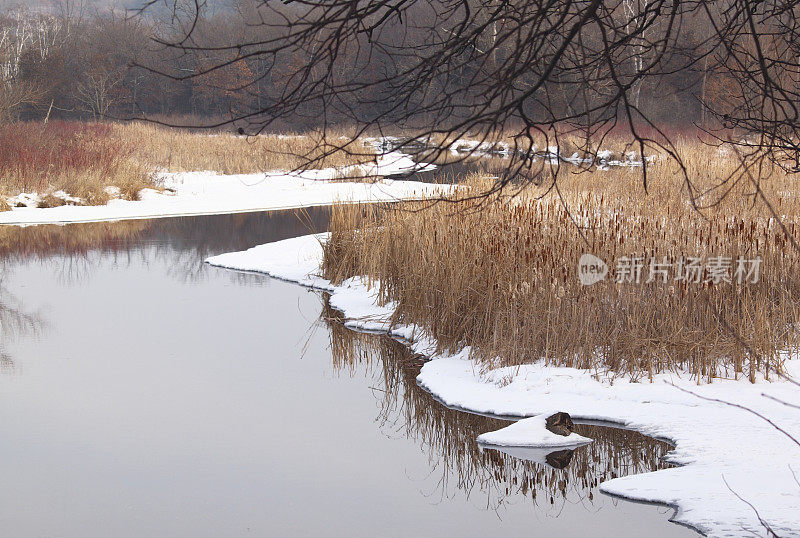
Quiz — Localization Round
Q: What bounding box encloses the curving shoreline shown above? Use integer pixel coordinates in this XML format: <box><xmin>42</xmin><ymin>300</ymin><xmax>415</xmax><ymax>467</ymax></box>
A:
<box><xmin>207</xmin><ymin>232</ymin><xmax>800</xmax><ymax>537</ymax></box>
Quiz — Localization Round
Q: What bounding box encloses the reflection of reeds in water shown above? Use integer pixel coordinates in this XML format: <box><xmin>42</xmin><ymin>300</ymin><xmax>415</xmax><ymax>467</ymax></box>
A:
<box><xmin>0</xmin><ymin>207</ymin><xmax>333</xmax><ymax>287</ymax></box>
<box><xmin>322</xmin><ymin>298</ymin><xmax>673</xmax><ymax>512</ymax></box>
<box><xmin>0</xmin><ymin>221</ymin><xmax>153</xmax><ymax>286</ymax></box>
<box><xmin>0</xmin><ymin>220</ymin><xmax>149</xmax><ymax>260</ymax></box>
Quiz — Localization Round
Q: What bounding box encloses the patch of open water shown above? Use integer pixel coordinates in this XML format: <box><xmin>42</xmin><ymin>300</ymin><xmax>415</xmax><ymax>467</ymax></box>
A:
<box><xmin>0</xmin><ymin>209</ymin><xmax>697</xmax><ymax>536</ymax></box>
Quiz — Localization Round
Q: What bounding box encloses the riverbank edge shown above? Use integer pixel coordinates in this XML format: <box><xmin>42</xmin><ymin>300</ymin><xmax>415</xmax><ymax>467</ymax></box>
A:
<box><xmin>206</xmin><ymin>233</ymin><xmax>800</xmax><ymax>538</ymax></box>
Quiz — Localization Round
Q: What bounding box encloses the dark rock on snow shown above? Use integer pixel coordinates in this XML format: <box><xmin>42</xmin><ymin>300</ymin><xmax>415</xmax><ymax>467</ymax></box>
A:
<box><xmin>545</xmin><ymin>411</ymin><xmax>575</xmax><ymax>437</ymax></box>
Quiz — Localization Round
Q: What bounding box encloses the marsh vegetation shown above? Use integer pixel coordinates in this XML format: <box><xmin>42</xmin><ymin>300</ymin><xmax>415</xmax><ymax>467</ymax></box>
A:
<box><xmin>321</xmin><ymin>140</ymin><xmax>800</xmax><ymax>382</ymax></box>
<box><xmin>0</xmin><ymin>121</ymin><xmax>378</xmax><ymax>208</ymax></box>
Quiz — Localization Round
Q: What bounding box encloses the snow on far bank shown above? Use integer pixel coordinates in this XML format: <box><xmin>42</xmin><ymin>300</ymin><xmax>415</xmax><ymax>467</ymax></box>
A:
<box><xmin>373</xmin><ymin>135</ymin><xmax>657</xmax><ymax>167</ymax></box>
<box><xmin>0</xmin><ymin>151</ymin><xmax>444</xmax><ymax>226</ymax></box>
<box><xmin>476</xmin><ymin>414</ymin><xmax>593</xmax><ymax>448</ymax></box>
<box><xmin>206</xmin><ymin>232</ymin><xmax>800</xmax><ymax>537</ymax></box>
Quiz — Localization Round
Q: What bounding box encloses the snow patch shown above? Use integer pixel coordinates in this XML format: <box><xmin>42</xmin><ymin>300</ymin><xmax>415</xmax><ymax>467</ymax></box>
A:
<box><xmin>477</xmin><ymin>414</ymin><xmax>593</xmax><ymax>448</ymax></box>
<box><xmin>205</xmin><ymin>233</ymin><xmax>332</xmax><ymax>291</ymax></box>
<box><xmin>7</xmin><ymin>192</ymin><xmax>42</xmax><ymax>208</ymax></box>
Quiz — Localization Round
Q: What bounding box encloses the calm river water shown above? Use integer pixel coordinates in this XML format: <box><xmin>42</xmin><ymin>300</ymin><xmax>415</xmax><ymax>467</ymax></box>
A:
<box><xmin>0</xmin><ymin>209</ymin><xmax>697</xmax><ymax>537</ymax></box>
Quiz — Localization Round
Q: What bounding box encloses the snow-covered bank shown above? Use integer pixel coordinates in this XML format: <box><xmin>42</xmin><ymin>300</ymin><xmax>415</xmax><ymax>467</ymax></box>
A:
<box><xmin>0</xmin><ymin>151</ymin><xmax>443</xmax><ymax>226</ymax></box>
<box><xmin>206</xmin><ymin>233</ymin><xmax>800</xmax><ymax>537</ymax></box>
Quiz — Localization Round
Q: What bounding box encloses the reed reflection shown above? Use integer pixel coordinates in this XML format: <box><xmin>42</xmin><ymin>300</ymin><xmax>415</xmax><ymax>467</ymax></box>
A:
<box><xmin>322</xmin><ymin>296</ymin><xmax>675</xmax><ymax>514</ymax></box>
<box><xmin>0</xmin><ymin>207</ymin><xmax>332</xmax><ymax>282</ymax></box>
<box><xmin>0</xmin><ymin>285</ymin><xmax>44</xmax><ymax>373</ymax></box>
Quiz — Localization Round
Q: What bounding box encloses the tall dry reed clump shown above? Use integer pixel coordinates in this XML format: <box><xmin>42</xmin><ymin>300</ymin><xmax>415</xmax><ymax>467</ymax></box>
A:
<box><xmin>321</xmin><ymin>142</ymin><xmax>800</xmax><ymax>382</ymax></box>
<box><xmin>115</xmin><ymin>122</ymin><xmax>376</xmax><ymax>174</ymax></box>
<box><xmin>0</xmin><ymin>121</ymin><xmax>151</xmax><ymax>205</ymax></box>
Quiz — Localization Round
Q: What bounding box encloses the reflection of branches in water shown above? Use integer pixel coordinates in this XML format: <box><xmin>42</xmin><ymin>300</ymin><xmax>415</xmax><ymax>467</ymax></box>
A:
<box><xmin>0</xmin><ymin>351</ymin><xmax>15</xmax><ymax>374</ymax></box>
<box><xmin>0</xmin><ymin>207</ymin><xmax>332</xmax><ymax>284</ymax></box>
<box><xmin>322</xmin><ymin>299</ymin><xmax>674</xmax><ymax>516</ymax></box>
<box><xmin>0</xmin><ymin>284</ymin><xmax>45</xmax><ymax>373</ymax></box>
<box><xmin>0</xmin><ymin>286</ymin><xmax>43</xmax><ymax>339</ymax></box>
<box><xmin>153</xmin><ymin>208</ymin><xmax>331</xmax><ymax>282</ymax></box>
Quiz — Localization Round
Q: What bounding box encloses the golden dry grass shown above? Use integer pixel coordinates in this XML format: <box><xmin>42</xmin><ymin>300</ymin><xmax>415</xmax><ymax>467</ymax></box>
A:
<box><xmin>0</xmin><ymin>121</ymin><xmax>380</xmax><ymax>207</ymax></box>
<box><xmin>35</xmin><ymin>194</ymin><xmax>68</xmax><ymax>208</ymax></box>
<box><xmin>115</xmin><ymin>122</ymin><xmax>377</xmax><ymax>175</ymax></box>
<box><xmin>321</xmin><ymin>141</ymin><xmax>800</xmax><ymax>382</ymax></box>
<box><xmin>0</xmin><ymin>165</ymin><xmax>152</xmax><ymax>207</ymax></box>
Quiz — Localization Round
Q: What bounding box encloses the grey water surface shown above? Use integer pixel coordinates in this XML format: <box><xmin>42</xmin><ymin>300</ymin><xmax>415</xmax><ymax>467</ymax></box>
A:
<box><xmin>0</xmin><ymin>209</ymin><xmax>697</xmax><ymax>537</ymax></box>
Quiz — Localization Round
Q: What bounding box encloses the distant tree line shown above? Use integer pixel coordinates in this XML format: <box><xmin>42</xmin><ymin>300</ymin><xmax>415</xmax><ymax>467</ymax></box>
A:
<box><xmin>0</xmin><ymin>0</ymin><xmax>731</xmax><ymax>131</ymax></box>
<box><xmin>0</xmin><ymin>1</ymin><xmax>260</xmax><ymax>124</ymax></box>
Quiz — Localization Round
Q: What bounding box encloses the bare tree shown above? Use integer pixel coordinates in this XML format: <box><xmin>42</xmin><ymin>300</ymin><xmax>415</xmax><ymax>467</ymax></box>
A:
<box><xmin>0</xmin><ymin>7</ymin><xmax>48</xmax><ymax>120</ymax></box>
<box><xmin>75</xmin><ymin>64</ymin><xmax>124</xmax><ymax>119</ymax></box>
<box><xmin>134</xmin><ymin>1</ymin><xmax>692</xmax><ymax>185</ymax></box>
<box><xmin>129</xmin><ymin>1</ymin><xmax>800</xmax><ymax>199</ymax></box>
